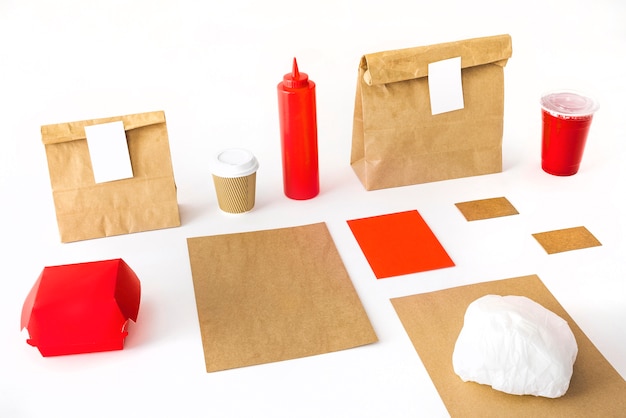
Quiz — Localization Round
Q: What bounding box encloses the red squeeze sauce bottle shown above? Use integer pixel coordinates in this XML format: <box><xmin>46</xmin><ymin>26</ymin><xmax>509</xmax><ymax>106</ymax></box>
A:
<box><xmin>277</xmin><ymin>58</ymin><xmax>320</xmax><ymax>200</ymax></box>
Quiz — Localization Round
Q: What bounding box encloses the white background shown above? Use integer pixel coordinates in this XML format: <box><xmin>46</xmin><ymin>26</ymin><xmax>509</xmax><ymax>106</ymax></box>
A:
<box><xmin>1</xmin><ymin>1</ymin><xmax>625</xmax><ymax>417</ymax></box>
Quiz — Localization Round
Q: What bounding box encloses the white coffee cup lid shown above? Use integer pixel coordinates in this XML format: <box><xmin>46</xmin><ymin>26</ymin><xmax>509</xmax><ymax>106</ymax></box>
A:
<box><xmin>540</xmin><ymin>90</ymin><xmax>599</xmax><ymax>118</ymax></box>
<box><xmin>211</xmin><ymin>148</ymin><xmax>259</xmax><ymax>178</ymax></box>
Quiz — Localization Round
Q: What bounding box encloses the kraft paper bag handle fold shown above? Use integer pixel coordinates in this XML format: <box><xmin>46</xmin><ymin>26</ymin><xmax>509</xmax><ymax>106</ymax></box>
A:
<box><xmin>362</xmin><ymin>34</ymin><xmax>512</xmax><ymax>86</ymax></box>
<box><xmin>41</xmin><ymin>111</ymin><xmax>166</xmax><ymax>145</ymax></box>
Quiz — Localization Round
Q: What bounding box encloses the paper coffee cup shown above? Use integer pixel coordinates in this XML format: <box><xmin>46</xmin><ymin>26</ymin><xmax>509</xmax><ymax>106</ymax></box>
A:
<box><xmin>211</xmin><ymin>148</ymin><xmax>259</xmax><ymax>214</ymax></box>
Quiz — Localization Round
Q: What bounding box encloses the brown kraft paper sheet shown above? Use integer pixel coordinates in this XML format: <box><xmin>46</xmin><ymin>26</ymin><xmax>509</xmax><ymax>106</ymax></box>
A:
<box><xmin>391</xmin><ymin>275</ymin><xmax>626</xmax><ymax>418</ymax></box>
<box><xmin>532</xmin><ymin>226</ymin><xmax>602</xmax><ymax>254</ymax></box>
<box><xmin>187</xmin><ymin>222</ymin><xmax>378</xmax><ymax>372</ymax></box>
<box><xmin>455</xmin><ymin>196</ymin><xmax>519</xmax><ymax>221</ymax></box>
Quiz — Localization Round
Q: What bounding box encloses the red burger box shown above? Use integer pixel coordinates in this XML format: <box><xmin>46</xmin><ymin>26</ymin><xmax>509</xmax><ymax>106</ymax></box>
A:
<box><xmin>21</xmin><ymin>258</ymin><xmax>141</xmax><ymax>357</ymax></box>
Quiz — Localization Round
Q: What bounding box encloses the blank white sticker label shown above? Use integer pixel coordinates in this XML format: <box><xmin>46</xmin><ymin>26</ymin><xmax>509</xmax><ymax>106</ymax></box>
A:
<box><xmin>85</xmin><ymin>121</ymin><xmax>134</xmax><ymax>183</ymax></box>
<box><xmin>428</xmin><ymin>57</ymin><xmax>464</xmax><ymax>115</ymax></box>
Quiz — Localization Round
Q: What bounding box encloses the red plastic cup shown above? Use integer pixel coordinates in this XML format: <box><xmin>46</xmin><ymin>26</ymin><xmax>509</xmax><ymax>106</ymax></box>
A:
<box><xmin>540</xmin><ymin>90</ymin><xmax>599</xmax><ymax>176</ymax></box>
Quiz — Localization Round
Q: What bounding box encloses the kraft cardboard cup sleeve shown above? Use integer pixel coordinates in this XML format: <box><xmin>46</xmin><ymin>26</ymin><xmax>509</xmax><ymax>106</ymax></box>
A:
<box><xmin>211</xmin><ymin>148</ymin><xmax>259</xmax><ymax>214</ymax></box>
<box><xmin>540</xmin><ymin>90</ymin><xmax>599</xmax><ymax>176</ymax></box>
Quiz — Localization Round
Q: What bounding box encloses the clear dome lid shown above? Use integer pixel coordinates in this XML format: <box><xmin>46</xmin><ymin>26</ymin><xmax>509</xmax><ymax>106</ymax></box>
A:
<box><xmin>540</xmin><ymin>90</ymin><xmax>599</xmax><ymax>118</ymax></box>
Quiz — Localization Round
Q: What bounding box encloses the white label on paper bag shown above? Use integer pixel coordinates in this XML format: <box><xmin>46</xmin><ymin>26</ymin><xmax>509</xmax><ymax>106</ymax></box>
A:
<box><xmin>428</xmin><ymin>57</ymin><xmax>464</xmax><ymax>115</ymax></box>
<box><xmin>85</xmin><ymin>120</ymin><xmax>134</xmax><ymax>183</ymax></box>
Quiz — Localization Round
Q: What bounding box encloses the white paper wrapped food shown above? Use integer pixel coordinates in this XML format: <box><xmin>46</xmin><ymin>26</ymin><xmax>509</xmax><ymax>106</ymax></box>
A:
<box><xmin>452</xmin><ymin>294</ymin><xmax>578</xmax><ymax>398</ymax></box>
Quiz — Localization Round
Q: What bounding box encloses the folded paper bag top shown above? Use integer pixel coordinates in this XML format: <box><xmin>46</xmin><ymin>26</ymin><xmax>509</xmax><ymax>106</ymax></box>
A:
<box><xmin>351</xmin><ymin>34</ymin><xmax>513</xmax><ymax>191</ymax></box>
<box><xmin>361</xmin><ymin>35</ymin><xmax>512</xmax><ymax>86</ymax></box>
<box><xmin>21</xmin><ymin>258</ymin><xmax>141</xmax><ymax>357</ymax></box>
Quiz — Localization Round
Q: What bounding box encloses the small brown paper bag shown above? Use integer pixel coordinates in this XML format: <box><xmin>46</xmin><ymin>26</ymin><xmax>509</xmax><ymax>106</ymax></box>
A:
<box><xmin>351</xmin><ymin>34</ymin><xmax>513</xmax><ymax>190</ymax></box>
<box><xmin>41</xmin><ymin>111</ymin><xmax>181</xmax><ymax>242</ymax></box>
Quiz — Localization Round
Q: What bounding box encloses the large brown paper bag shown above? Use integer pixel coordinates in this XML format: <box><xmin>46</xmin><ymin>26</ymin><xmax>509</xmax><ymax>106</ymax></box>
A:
<box><xmin>351</xmin><ymin>34</ymin><xmax>513</xmax><ymax>190</ymax></box>
<box><xmin>41</xmin><ymin>111</ymin><xmax>180</xmax><ymax>242</ymax></box>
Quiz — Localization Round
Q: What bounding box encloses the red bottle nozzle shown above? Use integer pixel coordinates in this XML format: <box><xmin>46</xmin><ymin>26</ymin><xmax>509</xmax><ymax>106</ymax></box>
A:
<box><xmin>283</xmin><ymin>57</ymin><xmax>309</xmax><ymax>88</ymax></box>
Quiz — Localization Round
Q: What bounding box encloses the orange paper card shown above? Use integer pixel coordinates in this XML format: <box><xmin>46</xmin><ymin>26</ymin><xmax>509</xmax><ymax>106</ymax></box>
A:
<box><xmin>532</xmin><ymin>226</ymin><xmax>602</xmax><ymax>254</ymax></box>
<box><xmin>187</xmin><ymin>223</ymin><xmax>378</xmax><ymax>372</ymax></box>
<box><xmin>347</xmin><ymin>210</ymin><xmax>455</xmax><ymax>279</ymax></box>
<box><xmin>455</xmin><ymin>196</ymin><xmax>519</xmax><ymax>221</ymax></box>
<box><xmin>391</xmin><ymin>275</ymin><xmax>626</xmax><ymax>417</ymax></box>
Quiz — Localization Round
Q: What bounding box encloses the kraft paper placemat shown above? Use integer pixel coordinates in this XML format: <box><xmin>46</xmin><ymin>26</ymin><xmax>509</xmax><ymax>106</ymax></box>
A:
<box><xmin>347</xmin><ymin>210</ymin><xmax>455</xmax><ymax>279</ymax></box>
<box><xmin>187</xmin><ymin>222</ymin><xmax>378</xmax><ymax>372</ymax></box>
<box><xmin>532</xmin><ymin>226</ymin><xmax>602</xmax><ymax>254</ymax></box>
<box><xmin>455</xmin><ymin>196</ymin><xmax>519</xmax><ymax>221</ymax></box>
<box><xmin>391</xmin><ymin>275</ymin><xmax>626</xmax><ymax>417</ymax></box>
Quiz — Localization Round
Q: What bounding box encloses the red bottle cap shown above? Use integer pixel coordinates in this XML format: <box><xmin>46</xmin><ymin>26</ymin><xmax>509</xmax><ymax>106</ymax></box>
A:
<box><xmin>282</xmin><ymin>57</ymin><xmax>309</xmax><ymax>88</ymax></box>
